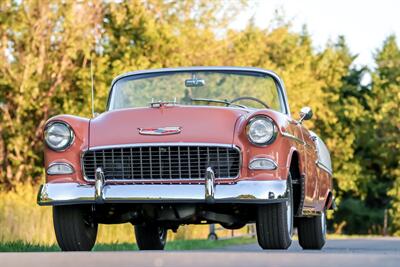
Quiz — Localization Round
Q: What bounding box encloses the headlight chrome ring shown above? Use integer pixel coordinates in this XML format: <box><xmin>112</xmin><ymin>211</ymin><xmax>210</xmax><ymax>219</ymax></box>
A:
<box><xmin>44</xmin><ymin>121</ymin><xmax>75</xmax><ymax>151</ymax></box>
<box><xmin>246</xmin><ymin>116</ymin><xmax>277</xmax><ymax>146</ymax></box>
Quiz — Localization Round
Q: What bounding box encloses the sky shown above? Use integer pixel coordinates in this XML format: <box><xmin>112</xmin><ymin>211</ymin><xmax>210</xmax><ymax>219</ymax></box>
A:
<box><xmin>232</xmin><ymin>0</ymin><xmax>400</xmax><ymax>68</ymax></box>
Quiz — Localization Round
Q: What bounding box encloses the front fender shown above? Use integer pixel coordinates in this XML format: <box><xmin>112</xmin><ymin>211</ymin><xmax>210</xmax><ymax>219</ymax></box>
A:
<box><xmin>44</xmin><ymin>115</ymin><xmax>89</xmax><ymax>184</ymax></box>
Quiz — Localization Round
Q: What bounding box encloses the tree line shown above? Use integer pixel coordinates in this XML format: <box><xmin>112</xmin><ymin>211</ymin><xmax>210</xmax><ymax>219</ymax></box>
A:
<box><xmin>0</xmin><ymin>0</ymin><xmax>399</xmax><ymax>235</ymax></box>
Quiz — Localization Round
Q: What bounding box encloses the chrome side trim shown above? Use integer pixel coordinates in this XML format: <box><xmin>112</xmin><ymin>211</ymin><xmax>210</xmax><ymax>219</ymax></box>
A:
<box><xmin>310</xmin><ymin>130</ymin><xmax>333</xmax><ymax>174</ymax></box>
<box><xmin>81</xmin><ymin>143</ymin><xmax>242</xmax><ymax>183</ymax></box>
<box><xmin>37</xmin><ymin>180</ymin><xmax>288</xmax><ymax>205</ymax></box>
<box><xmin>316</xmin><ymin>160</ymin><xmax>333</xmax><ymax>176</ymax></box>
<box><xmin>281</xmin><ymin>132</ymin><xmax>305</xmax><ymax>145</ymax></box>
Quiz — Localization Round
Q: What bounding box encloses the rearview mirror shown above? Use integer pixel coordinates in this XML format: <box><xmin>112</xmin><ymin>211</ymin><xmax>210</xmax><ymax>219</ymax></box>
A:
<box><xmin>299</xmin><ymin>106</ymin><xmax>313</xmax><ymax>123</ymax></box>
<box><xmin>185</xmin><ymin>78</ymin><xmax>205</xmax><ymax>87</ymax></box>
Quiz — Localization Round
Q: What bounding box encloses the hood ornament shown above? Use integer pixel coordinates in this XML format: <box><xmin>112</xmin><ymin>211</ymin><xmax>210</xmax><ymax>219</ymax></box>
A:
<box><xmin>138</xmin><ymin>127</ymin><xmax>182</xmax><ymax>136</ymax></box>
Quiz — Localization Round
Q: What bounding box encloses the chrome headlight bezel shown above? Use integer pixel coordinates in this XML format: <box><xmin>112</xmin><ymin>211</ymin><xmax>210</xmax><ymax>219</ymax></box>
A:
<box><xmin>246</xmin><ymin>116</ymin><xmax>277</xmax><ymax>146</ymax></box>
<box><xmin>44</xmin><ymin>121</ymin><xmax>75</xmax><ymax>151</ymax></box>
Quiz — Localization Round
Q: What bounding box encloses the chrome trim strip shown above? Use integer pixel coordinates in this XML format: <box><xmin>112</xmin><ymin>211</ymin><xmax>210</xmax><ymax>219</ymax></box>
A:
<box><xmin>95</xmin><ymin>167</ymin><xmax>105</xmax><ymax>201</ymax></box>
<box><xmin>138</xmin><ymin>127</ymin><xmax>182</xmax><ymax>136</ymax></box>
<box><xmin>205</xmin><ymin>167</ymin><xmax>215</xmax><ymax>202</ymax></box>
<box><xmin>46</xmin><ymin>162</ymin><xmax>74</xmax><ymax>175</ymax></box>
<box><xmin>37</xmin><ymin>180</ymin><xmax>288</xmax><ymax>205</ymax></box>
<box><xmin>310</xmin><ymin>130</ymin><xmax>333</xmax><ymax>173</ymax></box>
<box><xmin>112</xmin><ymin>67</ymin><xmax>283</xmax><ymax>87</ymax></box>
<box><xmin>87</xmin><ymin>142</ymin><xmax>234</xmax><ymax>151</ymax></box>
<box><xmin>316</xmin><ymin>160</ymin><xmax>333</xmax><ymax>176</ymax></box>
<box><xmin>248</xmin><ymin>157</ymin><xmax>278</xmax><ymax>170</ymax></box>
<box><xmin>81</xmin><ymin>143</ymin><xmax>242</xmax><ymax>183</ymax></box>
<box><xmin>281</xmin><ymin>132</ymin><xmax>305</xmax><ymax>145</ymax></box>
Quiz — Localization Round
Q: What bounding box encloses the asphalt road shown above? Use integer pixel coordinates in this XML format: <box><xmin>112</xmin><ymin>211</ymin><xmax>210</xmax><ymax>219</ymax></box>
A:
<box><xmin>1</xmin><ymin>238</ymin><xmax>399</xmax><ymax>267</ymax></box>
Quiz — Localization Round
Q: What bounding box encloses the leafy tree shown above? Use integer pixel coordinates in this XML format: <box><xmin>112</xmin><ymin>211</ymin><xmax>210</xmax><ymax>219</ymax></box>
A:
<box><xmin>332</xmin><ymin>35</ymin><xmax>400</xmax><ymax>235</ymax></box>
<box><xmin>0</xmin><ymin>0</ymin><xmax>245</xmax><ymax>187</ymax></box>
<box><xmin>369</xmin><ymin>36</ymin><xmax>400</xmax><ymax>235</ymax></box>
<box><xmin>0</xmin><ymin>0</ymin><xmax>102</xmax><ymax>187</ymax></box>
<box><xmin>0</xmin><ymin>0</ymin><xmax>399</xmax><ymax>236</ymax></box>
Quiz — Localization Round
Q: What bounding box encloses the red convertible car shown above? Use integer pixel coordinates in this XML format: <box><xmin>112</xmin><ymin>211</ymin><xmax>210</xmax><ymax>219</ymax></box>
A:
<box><xmin>38</xmin><ymin>67</ymin><xmax>334</xmax><ymax>251</ymax></box>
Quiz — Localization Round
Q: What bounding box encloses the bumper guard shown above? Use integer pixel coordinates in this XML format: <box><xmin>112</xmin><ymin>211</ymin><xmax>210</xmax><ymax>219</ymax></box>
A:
<box><xmin>38</xmin><ymin>168</ymin><xmax>288</xmax><ymax>206</ymax></box>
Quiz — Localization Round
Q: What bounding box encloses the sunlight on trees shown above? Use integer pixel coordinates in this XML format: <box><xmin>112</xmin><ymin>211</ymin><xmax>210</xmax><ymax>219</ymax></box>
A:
<box><xmin>0</xmin><ymin>0</ymin><xmax>398</xmax><ymax>236</ymax></box>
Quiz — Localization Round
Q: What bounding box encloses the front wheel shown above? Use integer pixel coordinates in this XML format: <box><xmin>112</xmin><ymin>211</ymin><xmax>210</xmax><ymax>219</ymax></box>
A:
<box><xmin>298</xmin><ymin>210</ymin><xmax>327</xmax><ymax>249</ymax></box>
<box><xmin>53</xmin><ymin>205</ymin><xmax>98</xmax><ymax>251</ymax></box>
<box><xmin>256</xmin><ymin>174</ymin><xmax>293</xmax><ymax>249</ymax></box>
<box><xmin>134</xmin><ymin>224</ymin><xmax>167</xmax><ymax>250</ymax></box>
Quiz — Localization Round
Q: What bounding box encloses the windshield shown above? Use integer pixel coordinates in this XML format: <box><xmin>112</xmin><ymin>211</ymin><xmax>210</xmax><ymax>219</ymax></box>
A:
<box><xmin>109</xmin><ymin>70</ymin><xmax>285</xmax><ymax>112</ymax></box>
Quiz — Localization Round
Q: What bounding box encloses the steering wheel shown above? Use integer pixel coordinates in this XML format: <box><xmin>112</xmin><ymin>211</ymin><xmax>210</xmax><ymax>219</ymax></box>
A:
<box><xmin>229</xmin><ymin>97</ymin><xmax>270</xmax><ymax>109</ymax></box>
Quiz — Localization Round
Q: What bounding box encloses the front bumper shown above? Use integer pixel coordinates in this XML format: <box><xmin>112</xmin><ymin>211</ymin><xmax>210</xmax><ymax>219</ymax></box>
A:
<box><xmin>37</xmin><ymin>180</ymin><xmax>288</xmax><ymax>206</ymax></box>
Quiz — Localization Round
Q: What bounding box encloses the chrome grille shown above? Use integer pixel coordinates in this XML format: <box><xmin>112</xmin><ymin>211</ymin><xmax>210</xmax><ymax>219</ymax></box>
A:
<box><xmin>82</xmin><ymin>145</ymin><xmax>240</xmax><ymax>181</ymax></box>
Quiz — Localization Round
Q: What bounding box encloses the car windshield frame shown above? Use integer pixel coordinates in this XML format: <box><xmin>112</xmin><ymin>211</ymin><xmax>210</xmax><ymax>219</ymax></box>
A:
<box><xmin>106</xmin><ymin>67</ymin><xmax>290</xmax><ymax>115</ymax></box>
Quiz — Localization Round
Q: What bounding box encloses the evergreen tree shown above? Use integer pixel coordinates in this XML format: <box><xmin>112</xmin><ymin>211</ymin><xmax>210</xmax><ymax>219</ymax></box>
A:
<box><xmin>370</xmin><ymin>36</ymin><xmax>400</xmax><ymax>235</ymax></box>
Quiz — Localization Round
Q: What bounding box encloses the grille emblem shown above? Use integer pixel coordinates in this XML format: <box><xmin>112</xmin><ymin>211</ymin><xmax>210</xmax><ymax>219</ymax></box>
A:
<box><xmin>138</xmin><ymin>127</ymin><xmax>182</xmax><ymax>136</ymax></box>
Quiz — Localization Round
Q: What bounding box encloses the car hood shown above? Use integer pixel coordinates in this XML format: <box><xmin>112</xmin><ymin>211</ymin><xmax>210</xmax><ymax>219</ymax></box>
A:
<box><xmin>89</xmin><ymin>106</ymin><xmax>248</xmax><ymax>148</ymax></box>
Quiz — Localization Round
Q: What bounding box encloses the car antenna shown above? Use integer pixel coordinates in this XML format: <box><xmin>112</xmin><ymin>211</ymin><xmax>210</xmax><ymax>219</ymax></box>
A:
<box><xmin>90</xmin><ymin>56</ymin><xmax>95</xmax><ymax>117</ymax></box>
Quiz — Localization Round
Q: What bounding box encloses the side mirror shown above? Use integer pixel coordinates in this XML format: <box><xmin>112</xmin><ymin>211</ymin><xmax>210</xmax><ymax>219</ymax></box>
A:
<box><xmin>299</xmin><ymin>106</ymin><xmax>313</xmax><ymax>123</ymax></box>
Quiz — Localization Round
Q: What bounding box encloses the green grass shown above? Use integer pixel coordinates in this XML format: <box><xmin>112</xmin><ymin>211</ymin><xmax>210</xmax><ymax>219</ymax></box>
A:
<box><xmin>326</xmin><ymin>234</ymin><xmax>382</xmax><ymax>239</ymax></box>
<box><xmin>0</xmin><ymin>237</ymin><xmax>256</xmax><ymax>252</ymax></box>
<box><xmin>1</xmin><ymin>235</ymin><xmax>391</xmax><ymax>252</ymax></box>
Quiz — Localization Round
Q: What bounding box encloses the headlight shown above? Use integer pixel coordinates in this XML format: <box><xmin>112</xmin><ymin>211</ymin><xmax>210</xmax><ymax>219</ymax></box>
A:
<box><xmin>246</xmin><ymin>116</ymin><xmax>276</xmax><ymax>146</ymax></box>
<box><xmin>44</xmin><ymin>122</ymin><xmax>74</xmax><ymax>151</ymax></box>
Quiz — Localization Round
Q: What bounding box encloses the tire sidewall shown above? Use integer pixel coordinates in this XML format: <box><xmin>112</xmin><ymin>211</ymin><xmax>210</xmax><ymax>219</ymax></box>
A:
<box><xmin>320</xmin><ymin>209</ymin><xmax>327</xmax><ymax>242</ymax></box>
<box><xmin>135</xmin><ymin>224</ymin><xmax>168</xmax><ymax>250</ymax></box>
<box><xmin>53</xmin><ymin>205</ymin><xmax>98</xmax><ymax>251</ymax></box>
<box><xmin>286</xmin><ymin>172</ymin><xmax>294</xmax><ymax>238</ymax></box>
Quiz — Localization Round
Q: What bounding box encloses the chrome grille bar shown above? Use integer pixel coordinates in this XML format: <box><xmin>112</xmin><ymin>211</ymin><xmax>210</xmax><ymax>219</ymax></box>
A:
<box><xmin>82</xmin><ymin>144</ymin><xmax>241</xmax><ymax>182</ymax></box>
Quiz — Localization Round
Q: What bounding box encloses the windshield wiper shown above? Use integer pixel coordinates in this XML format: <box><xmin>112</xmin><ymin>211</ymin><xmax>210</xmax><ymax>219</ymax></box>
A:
<box><xmin>190</xmin><ymin>98</ymin><xmax>247</xmax><ymax>109</ymax></box>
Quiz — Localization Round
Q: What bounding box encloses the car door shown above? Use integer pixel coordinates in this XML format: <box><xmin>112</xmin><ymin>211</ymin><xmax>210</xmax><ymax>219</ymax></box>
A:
<box><xmin>310</xmin><ymin>131</ymin><xmax>333</xmax><ymax>210</ymax></box>
<box><xmin>298</xmin><ymin>125</ymin><xmax>319</xmax><ymax>209</ymax></box>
